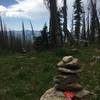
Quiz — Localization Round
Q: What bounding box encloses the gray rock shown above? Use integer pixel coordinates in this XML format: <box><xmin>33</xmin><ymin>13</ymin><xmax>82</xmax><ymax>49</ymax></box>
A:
<box><xmin>62</xmin><ymin>56</ymin><xmax>73</xmax><ymax>63</ymax></box>
<box><xmin>66</xmin><ymin>58</ymin><xmax>80</xmax><ymax>66</ymax></box>
<box><xmin>40</xmin><ymin>88</ymin><xmax>91</xmax><ymax>100</ymax></box>
<box><xmin>40</xmin><ymin>56</ymin><xmax>92</xmax><ymax>100</ymax></box>
<box><xmin>58</xmin><ymin>67</ymin><xmax>81</xmax><ymax>74</ymax></box>
<box><xmin>54</xmin><ymin>75</ymin><xmax>78</xmax><ymax>84</ymax></box>
<box><xmin>76</xmin><ymin>89</ymin><xmax>91</xmax><ymax>98</ymax></box>
<box><xmin>63</xmin><ymin>64</ymin><xmax>80</xmax><ymax>70</ymax></box>
<box><xmin>40</xmin><ymin>88</ymin><xmax>69</xmax><ymax>100</ymax></box>
<box><xmin>57</xmin><ymin>61</ymin><xmax>65</xmax><ymax>67</ymax></box>
<box><xmin>55</xmin><ymin>83</ymin><xmax>83</xmax><ymax>92</ymax></box>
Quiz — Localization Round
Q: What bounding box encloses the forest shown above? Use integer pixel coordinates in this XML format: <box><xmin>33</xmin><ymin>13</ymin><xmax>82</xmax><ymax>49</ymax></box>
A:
<box><xmin>0</xmin><ymin>0</ymin><xmax>100</xmax><ymax>51</ymax></box>
<box><xmin>0</xmin><ymin>0</ymin><xmax>100</xmax><ymax>100</ymax></box>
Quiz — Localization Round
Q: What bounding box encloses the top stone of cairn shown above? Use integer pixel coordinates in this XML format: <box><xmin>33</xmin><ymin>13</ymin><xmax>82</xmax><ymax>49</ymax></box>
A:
<box><xmin>57</xmin><ymin>56</ymin><xmax>80</xmax><ymax>68</ymax></box>
<box><xmin>62</xmin><ymin>56</ymin><xmax>73</xmax><ymax>63</ymax></box>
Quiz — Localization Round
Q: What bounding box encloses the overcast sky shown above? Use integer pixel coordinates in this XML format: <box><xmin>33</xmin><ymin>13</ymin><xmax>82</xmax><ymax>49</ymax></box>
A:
<box><xmin>0</xmin><ymin>0</ymin><xmax>100</xmax><ymax>30</ymax></box>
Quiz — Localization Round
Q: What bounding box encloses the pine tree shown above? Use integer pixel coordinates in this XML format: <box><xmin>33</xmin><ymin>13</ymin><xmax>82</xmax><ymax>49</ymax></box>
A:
<box><xmin>73</xmin><ymin>0</ymin><xmax>83</xmax><ymax>46</ymax></box>
<box><xmin>63</xmin><ymin>0</ymin><xmax>68</xmax><ymax>43</ymax></box>
<box><xmin>41</xmin><ymin>23</ymin><xmax>48</xmax><ymax>48</ymax></box>
<box><xmin>44</xmin><ymin>0</ymin><xmax>62</xmax><ymax>48</ymax></box>
<box><xmin>81</xmin><ymin>7</ymin><xmax>86</xmax><ymax>40</ymax></box>
<box><xmin>57</xmin><ymin>11</ymin><xmax>64</xmax><ymax>46</ymax></box>
<box><xmin>58</xmin><ymin>0</ymin><xmax>74</xmax><ymax>46</ymax></box>
<box><xmin>90</xmin><ymin>0</ymin><xmax>100</xmax><ymax>42</ymax></box>
<box><xmin>90</xmin><ymin>0</ymin><xmax>96</xmax><ymax>41</ymax></box>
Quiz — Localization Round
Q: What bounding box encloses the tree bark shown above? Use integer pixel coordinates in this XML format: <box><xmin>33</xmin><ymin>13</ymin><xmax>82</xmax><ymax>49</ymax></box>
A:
<box><xmin>49</xmin><ymin>0</ymin><xmax>62</xmax><ymax>48</ymax></box>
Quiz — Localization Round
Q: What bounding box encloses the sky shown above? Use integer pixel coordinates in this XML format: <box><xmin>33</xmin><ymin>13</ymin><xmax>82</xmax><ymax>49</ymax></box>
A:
<box><xmin>0</xmin><ymin>0</ymin><xmax>49</xmax><ymax>30</ymax></box>
<box><xmin>0</xmin><ymin>0</ymin><xmax>100</xmax><ymax>31</ymax></box>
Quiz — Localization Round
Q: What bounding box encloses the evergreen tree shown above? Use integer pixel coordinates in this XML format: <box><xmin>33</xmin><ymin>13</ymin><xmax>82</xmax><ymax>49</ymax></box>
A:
<box><xmin>81</xmin><ymin>7</ymin><xmax>86</xmax><ymax>40</ymax></box>
<box><xmin>58</xmin><ymin>0</ymin><xmax>74</xmax><ymax>46</ymax></box>
<box><xmin>92</xmin><ymin>0</ymin><xmax>100</xmax><ymax>42</ymax></box>
<box><xmin>57</xmin><ymin>10</ymin><xmax>64</xmax><ymax>46</ymax></box>
<box><xmin>63</xmin><ymin>0</ymin><xmax>68</xmax><ymax>43</ymax></box>
<box><xmin>34</xmin><ymin>24</ymin><xmax>48</xmax><ymax>50</ymax></box>
<box><xmin>73</xmin><ymin>0</ymin><xmax>83</xmax><ymax>46</ymax></box>
<box><xmin>90</xmin><ymin>0</ymin><xmax>100</xmax><ymax>42</ymax></box>
<box><xmin>90</xmin><ymin>0</ymin><xmax>96</xmax><ymax>41</ymax></box>
<box><xmin>41</xmin><ymin>23</ymin><xmax>48</xmax><ymax>48</ymax></box>
<box><xmin>44</xmin><ymin>0</ymin><xmax>62</xmax><ymax>48</ymax></box>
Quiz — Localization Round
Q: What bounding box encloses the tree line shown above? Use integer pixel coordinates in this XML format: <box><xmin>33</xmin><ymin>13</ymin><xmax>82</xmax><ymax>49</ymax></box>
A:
<box><xmin>43</xmin><ymin>0</ymin><xmax>100</xmax><ymax>48</ymax></box>
<box><xmin>0</xmin><ymin>0</ymin><xmax>100</xmax><ymax>52</ymax></box>
<box><xmin>0</xmin><ymin>17</ymin><xmax>35</xmax><ymax>52</ymax></box>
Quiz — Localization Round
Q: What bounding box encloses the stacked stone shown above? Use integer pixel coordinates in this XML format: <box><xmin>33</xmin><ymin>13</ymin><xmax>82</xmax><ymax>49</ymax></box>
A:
<box><xmin>54</xmin><ymin>56</ymin><xmax>83</xmax><ymax>92</ymax></box>
<box><xmin>40</xmin><ymin>56</ymin><xmax>92</xmax><ymax>100</ymax></box>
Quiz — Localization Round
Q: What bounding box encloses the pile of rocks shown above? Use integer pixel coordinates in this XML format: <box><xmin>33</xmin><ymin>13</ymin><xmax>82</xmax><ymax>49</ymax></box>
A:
<box><xmin>40</xmin><ymin>56</ymin><xmax>91</xmax><ymax>100</ymax></box>
<box><xmin>54</xmin><ymin>56</ymin><xmax>82</xmax><ymax>92</ymax></box>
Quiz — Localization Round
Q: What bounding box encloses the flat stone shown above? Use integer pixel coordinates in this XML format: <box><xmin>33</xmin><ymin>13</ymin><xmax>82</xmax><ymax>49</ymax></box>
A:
<box><xmin>62</xmin><ymin>56</ymin><xmax>73</xmax><ymax>63</ymax></box>
<box><xmin>54</xmin><ymin>75</ymin><xmax>78</xmax><ymax>84</ymax></box>
<box><xmin>76</xmin><ymin>89</ymin><xmax>91</xmax><ymax>98</ymax></box>
<box><xmin>40</xmin><ymin>88</ymin><xmax>92</xmax><ymax>100</ymax></box>
<box><xmin>40</xmin><ymin>88</ymin><xmax>69</xmax><ymax>100</ymax></box>
<box><xmin>66</xmin><ymin>58</ymin><xmax>80</xmax><ymax>66</ymax></box>
<box><xmin>57</xmin><ymin>58</ymin><xmax>80</xmax><ymax>69</ymax></box>
<box><xmin>57</xmin><ymin>61</ymin><xmax>65</xmax><ymax>66</ymax></box>
<box><xmin>58</xmin><ymin>67</ymin><xmax>81</xmax><ymax>74</ymax></box>
<box><xmin>54</xmin><ymin>74</ymin><xmax>78</xmax><ymax>79</ymax></box>
<box><xmin>64</xmin><ymin>64</ymin><xmax>80</xmax><ymax>70</ymax></box>
<box><xmin>54</xmin><ymin>84</ymin><xmax>66</xmax><ymax>91</ymax></box>
<box><xmin>65</xmin><ymin>83</ymin><xmax>83</xmax><ymax>91</ymax></box>
<box><xmin>54</xmin><ymin>75</ymin><xmax>69</xmax><ymax>80</ymax></box>
<box><xmin>55</xmin><ymin>83</ymin><xmax>83</xmax><ymax>92</ymax></box>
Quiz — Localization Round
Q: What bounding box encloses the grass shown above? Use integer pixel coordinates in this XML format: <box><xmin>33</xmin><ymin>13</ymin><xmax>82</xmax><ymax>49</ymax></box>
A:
<box><xmin>0</xmin><ymin>46</ymin><xmax>100</xmax><ymax>100</ymax></box>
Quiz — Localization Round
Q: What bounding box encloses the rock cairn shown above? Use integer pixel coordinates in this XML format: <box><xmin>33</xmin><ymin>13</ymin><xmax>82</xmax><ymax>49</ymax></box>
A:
<box><xmin>54</xmin><ymin>56</ymin><xmax>83</xmax><ymax>92</ymax></box>
<box><xmin>40</xmin><ymin>56</ymin><xmax>91</xmax><ymax>100</ymax></box>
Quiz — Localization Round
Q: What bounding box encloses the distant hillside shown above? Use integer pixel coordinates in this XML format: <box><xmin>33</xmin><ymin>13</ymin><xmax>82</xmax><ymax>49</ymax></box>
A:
<box><xmin>13</xmin><ymin>30</ymin><xmax>41</xmax><ymax>41</ymax></box>
<box><xmin>14</xmin><ymin>30</ymin><xmax>41</xmax><ymax>37</ymax></box>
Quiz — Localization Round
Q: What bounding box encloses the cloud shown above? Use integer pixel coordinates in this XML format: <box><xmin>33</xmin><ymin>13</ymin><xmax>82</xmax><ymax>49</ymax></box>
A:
<box><xmin>0</xmin><ymin>5</ymin><xmax>7</xmax><ymax>15</ymax></box>
<box><xmin>0</xmin><ymin>0</ymin><xmax>85</xmax><ymax>20</ymax></box>
<box><xmin>0</xmin><ymin>0</ymin><xmax>96</xmax><ymax>17</ymax></box>
<box><xmin>0</xmin><ymin>0</ymin><xmax>100</xmax><ymax>23</ymax></box>
<box><xmin>0</xmin><ymin>0</ymin><xmax>49</xmax><ymax>19</ymax></box>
